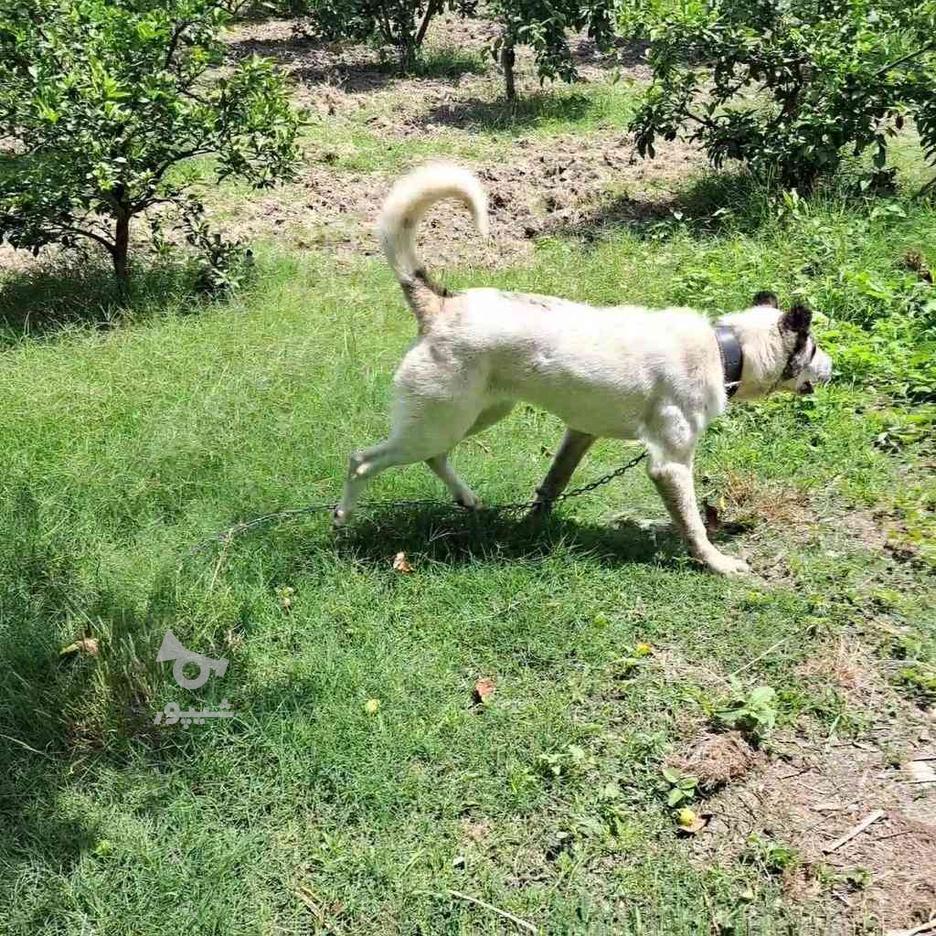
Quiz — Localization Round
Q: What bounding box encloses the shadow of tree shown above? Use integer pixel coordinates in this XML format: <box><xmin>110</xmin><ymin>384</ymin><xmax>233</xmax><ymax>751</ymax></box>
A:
<box><xmin>0</xmin><ymin>487</ymin><xmax>165</xmax><ymax>892</ymax></box>
<box><xmin>229</xmin><ymin>29</ymin><xmax>486</xmax><ymax>94</ymax></box>
<box><xmin>542</xmin><ymin>170</ymin><xmax>779</xmax><ymax>244</ymax></box>
<box><xmin>570</xmin><ymin>35</ymin><xmax>649</xmax><ymax>71</ymax></box>
<box><xmin>292</xmin><ymin>47</ymin><xmax>486</xmax><ymax>92</ymax></box>
<box><xmin>416</xmin><ymin>91</ymin><xmax>595</xmax><ymax>133</ymax></box>
<box><xmin>0</xmin><ymin>258</ymin><xmax>204</xmax><ymax>347</ymax></box>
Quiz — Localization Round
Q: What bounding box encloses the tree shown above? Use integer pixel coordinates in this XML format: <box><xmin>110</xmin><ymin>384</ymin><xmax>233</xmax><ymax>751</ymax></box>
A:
<box><xmin>0</xmin><ymin>0</ymin><xmax>301</xmax><ymax>286</ymax></box>
<box><xmin>300</xmin><ymin>0</ymin><xmax>477</xmax><ymax>72</ymax></box>
<box><xmin>489</xmin><ymin>0</ymin><xmax>617</xmax><ymax>99</ymax></box>
<box><xmin>628</xmin><ymin>0</ymin><xmax>936</xmax><ymax>190</ymax></box>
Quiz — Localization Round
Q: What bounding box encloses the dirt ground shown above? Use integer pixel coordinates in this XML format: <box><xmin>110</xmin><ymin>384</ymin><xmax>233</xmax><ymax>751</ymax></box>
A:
<box><xmin>216</xmin><ymin>15</ymin><xmax>699</xmax><ymax>271</ymax></box>
<box><xmin>679</xmin><ymin>638</ymin><xmax>936</xmax><ymax>932</ymax></box>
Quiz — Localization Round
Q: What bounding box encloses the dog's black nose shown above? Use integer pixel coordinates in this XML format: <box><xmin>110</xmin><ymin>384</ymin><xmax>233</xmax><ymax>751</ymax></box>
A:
<box><xmin>799</xmin><ymin>381</ymin><xmax>814</xmax><ymax>395</ymax></box>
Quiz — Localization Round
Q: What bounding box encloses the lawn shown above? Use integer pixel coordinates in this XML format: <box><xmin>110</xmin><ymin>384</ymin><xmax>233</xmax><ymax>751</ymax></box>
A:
<box><xmin>1</xmin><ymin>20</ymin><xmax>935</xmax><ymax>936</ymax></box>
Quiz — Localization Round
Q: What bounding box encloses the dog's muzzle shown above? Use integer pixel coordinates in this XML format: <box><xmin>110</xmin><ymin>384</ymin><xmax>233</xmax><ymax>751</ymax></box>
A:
<box><xmin>797</xmin><ymin>347</ymin><xmax>832</xmax><ymax>394</ymax></box>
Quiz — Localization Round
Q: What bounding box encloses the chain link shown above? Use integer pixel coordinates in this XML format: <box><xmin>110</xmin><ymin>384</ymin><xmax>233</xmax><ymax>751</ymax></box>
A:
<box><xmin>192</xmin><ymin>449</ymin><xmax>648</xmax><ymax>553</ymax></box>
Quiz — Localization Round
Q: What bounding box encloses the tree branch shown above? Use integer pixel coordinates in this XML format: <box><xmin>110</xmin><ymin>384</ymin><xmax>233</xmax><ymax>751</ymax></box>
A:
<box><xmin>164</xmin><ymin>20</ymin><xmax>191</xmax><ymax>70</ymax></box>
<box><xmin>874</xmin><ymin>41</ymin><xmax>936</xmax><ymax>79</ymax></box>
<box><xmin>131</xmin><ymin>148</ymin><xmax>212</xmax><ymax>211</ymax></box>
<box><xmin>414</xmin><ymin>0</ymin><xmax>440</xmax><ymax>49</ymax></box>
<box><xmin>152</xmin><ymin>147</ymin><xmax>212</xmax><ymax>182</ymax></box>
<box><xmin>55</xmin><ymin>225</ymin><xmax>116</xmax><ymax>254</ymax></box>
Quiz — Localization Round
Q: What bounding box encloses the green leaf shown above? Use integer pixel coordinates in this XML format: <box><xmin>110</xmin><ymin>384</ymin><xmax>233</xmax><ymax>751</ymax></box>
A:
<box><xmin>667</xmin><ymin>788</ymin><xmax>685</xmax><ymax>807</ymax></box>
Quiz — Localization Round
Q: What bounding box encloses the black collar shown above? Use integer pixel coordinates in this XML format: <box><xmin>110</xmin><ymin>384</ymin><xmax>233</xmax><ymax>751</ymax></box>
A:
<box><xmin>714</xmin><ymin>325</ymin><xmax>743</xmax><ymax>398</ymax></box>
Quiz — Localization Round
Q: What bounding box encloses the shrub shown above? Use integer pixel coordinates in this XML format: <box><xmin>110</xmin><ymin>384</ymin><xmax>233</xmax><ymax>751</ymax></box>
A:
<box><xmin>628</xmin><ymin>0</ymin><xmax>936</xmax><ymax>189</ymax></box>
<box><xmin>298</xmin><ymin>0</ymin><xmax>478</xmax><ymax>72</ymax></box>
<box><xmin>0</xmin><ymin>0</ymin><xmax>301</xmax><ymax>286</ymax></box>
<box><xmin>488</xmin><ymin>0</ymin><xmax>617</xmax><ymax>99</ymax></box>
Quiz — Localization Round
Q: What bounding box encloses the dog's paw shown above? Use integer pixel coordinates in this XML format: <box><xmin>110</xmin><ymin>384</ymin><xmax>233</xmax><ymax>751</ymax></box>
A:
<box><xmin>528</xmin><ymin>497</ymin><xmax>553</xmax><ymax>515</ymax></box>
<box><xmin>332</xmin><ymin>507</ymin><xmax>348</xmax><ymax>529</ymax></box>
<box><xmin>706</xmin><ymin>553</ymin><xmax>750</xmax><ymax>576</ymax></box>
<box><xmin>456</xmin><ymin>490</ymin><xmax>483</xmax><ymax>511</ymax></box>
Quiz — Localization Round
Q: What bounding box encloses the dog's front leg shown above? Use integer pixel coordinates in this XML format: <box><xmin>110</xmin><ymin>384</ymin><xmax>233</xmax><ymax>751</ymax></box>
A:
<box><xmin>646</xmin><ymin>454</ymin><xmax>749</xmax><ymax>576</ymax></box>
<box><xmin>529</xmin><ymin>428</ymin><xmax>596</xmax><ymax>515</ymax></box>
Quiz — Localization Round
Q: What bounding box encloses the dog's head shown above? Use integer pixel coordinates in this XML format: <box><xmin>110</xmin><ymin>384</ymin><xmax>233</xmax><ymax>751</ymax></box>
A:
<box><xmin>718</xmin><ymin>292</ymin><xmax>832</xmax><ymax>399</ymax></box>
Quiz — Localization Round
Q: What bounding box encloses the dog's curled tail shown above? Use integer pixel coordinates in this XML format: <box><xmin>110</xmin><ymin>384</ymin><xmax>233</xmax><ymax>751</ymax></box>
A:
<box><xmin>378</xmin><ymin>162</ymin><xmax>489</xmax><ymax>327</ymax></box>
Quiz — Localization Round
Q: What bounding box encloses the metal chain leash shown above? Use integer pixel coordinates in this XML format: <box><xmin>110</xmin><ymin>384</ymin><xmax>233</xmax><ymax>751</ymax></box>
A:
<box><xmin>192</xmin><ymin>449</ymin><xmax>648</xmax><ymax>554</ymax></box>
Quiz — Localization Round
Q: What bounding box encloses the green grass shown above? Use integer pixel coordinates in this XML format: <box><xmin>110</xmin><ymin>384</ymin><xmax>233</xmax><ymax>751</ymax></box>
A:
<box><xmin>2</xmin><ymin>149</ymin><xmax>935</xmax><ymax>935</ymax></box>
<box><xmin>292</xmin><ymin>69</ymin><xmax>643</xmax><ymax>174</ymax></box>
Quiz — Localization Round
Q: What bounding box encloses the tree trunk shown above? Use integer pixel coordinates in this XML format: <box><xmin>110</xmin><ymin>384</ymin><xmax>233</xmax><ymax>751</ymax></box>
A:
<box><xmin>502</xmin><ymin>41</ymin><xmax>516</xmax><ymax>101</ymax></box>
<box><xmin>399</xmin><ymin>38</ymin><xmax>417</xmax><ymax>74</ymax></box>
<box><xmin>113</xmin><ymin>210</ymin><xmax>130</xmax><ymax>287</ymax></box>
<box><xmin>414</xmin><ymin>0</ymin><xmax>439</xmax><ymax>50</ymax></box>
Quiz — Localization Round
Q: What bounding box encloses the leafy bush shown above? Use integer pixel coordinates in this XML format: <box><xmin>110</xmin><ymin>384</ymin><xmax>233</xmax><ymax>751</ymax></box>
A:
<box><xmin>298</xmin><ymin>0</ymin><xmax>477</xmax><ymax>72</ymax></box>
<box><xmin>660</xmin><ymin>766</ymin><xmax>698</xmax><ymax>807</ymax></box>
<box><xmin>628</xmin><ymin>0</ymin><xmax>936</xmax><ymax>189</ymax></box>
<box><xmin>537</xmin><ymin>742</ymin><xmax>593</xmax><ymax>780</ymax></box>
<box><xmin>744</xmin><ymin>833</ymin><xmax>800</xmax><ymax>875</ymax></box>
<box><xmin>0</xmin><ymin>0</ymin><xmax>301</xmax><ymax>285</ymax></box>
<box><xmin>711</xmin><ymin>684</ymin><xmax>779</xmax><ymax>744</ymax></box>
<box><xmin>488</xmin><ymin>0</ymin><xmax>617</xmax><ymax>99</ymax></box>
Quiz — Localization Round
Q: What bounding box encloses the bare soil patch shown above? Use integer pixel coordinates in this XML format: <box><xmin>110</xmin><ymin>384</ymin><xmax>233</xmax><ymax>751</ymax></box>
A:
<box><xmin>697</xmin><ymin>472</ymin><xmax>899</xmax><ymax>586</ymax></box>
<box><xmin>206</xmin><ymin>130</ymin><xmax>697</xmax><ymax>273</ymax></box>
<box><xmin>3</xmin><ymin>17</ymin><xmax>699</xmax><ymax>276</ymax></box>
<box><xmin>797</xmin><ymin>638</ymin><xmax>895</xmax><ymax>713</ymax></box>
<box><xmin>687</xmin><ymin>649</ymin><xmax>936</xmax><ymax>931</ymax></box>
<box><xmin>227</xmin><ymin>16</ymin><xmax>648</xmax><ymax>117</ymax></box>
<box><xmin>670</xmin><ymin>730</ymin><xmax>765</xmax><ymax>795</ymax></box>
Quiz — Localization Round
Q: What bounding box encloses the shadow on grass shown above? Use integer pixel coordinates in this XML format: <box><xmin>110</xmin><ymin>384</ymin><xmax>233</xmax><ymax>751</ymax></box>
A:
<box><xmin>417</xmin><ymin>91</ymin><xmax>595</xmax><ymax>133</ymax></box>
<box><xmin>543</xmin><ymin>170</ymin><xmax>780</xmax><ymax>244</ymax></box>
<box><xmin>0</xmin><ymin>257</ymin><xmax>202</xmax><ymax>348</ymax></box>
<box><xmin>548</xmin><ymin>166</ymin><xmax>902</xmax><ymax>247</ymax></box>
<box><xmin>569</xmin><ymin>35</ymin><xmax>649</xmax><ymax>70</ymax></box>
<box><xmin>230</xmin><ymin>28</ymin><xmax>486</xmax><ymax>93</ymax></box>
<box><xmin>275</xmin><ymin>502</ymin><xmax>692</xmax><ymax>570</ymax></box>
<box><xmin>0</xmin><ymin>487</ymin><xmax>173</xmax><ymax>893</ymax></box>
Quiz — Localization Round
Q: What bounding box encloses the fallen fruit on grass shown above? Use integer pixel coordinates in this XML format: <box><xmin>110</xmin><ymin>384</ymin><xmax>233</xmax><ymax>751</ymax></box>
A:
<box><xmin>392</xmin><ymin>552</ymin><xmax>414</xmax><ymax>573</ymax></box>
<box><xmin>473</xmin><ymin>677</ymin><xmax>496</xmax><ymax>705</ymax></box>
<box><xmin>276</xmin><ymin>585</ymin><xmax>295</xmax><ymax>611</ymax></box>
<box><xmin>60</xmin><ymin>637</ymin><xmax>99</xmax><ymax>657</ymax></box>
<box><xmin>677</xmin><ymin>807</ymin><xmax>697</xmax><ymax>827</ymax></box>
<box><xmin>365</xmin><ymin>698</ymin><xmax>380</xmax><ymax>715</ymax></box>
<box><xmin>676</xmin><ymin>807</ymin><xmax>708</xmax><ymax>834</ymax></box>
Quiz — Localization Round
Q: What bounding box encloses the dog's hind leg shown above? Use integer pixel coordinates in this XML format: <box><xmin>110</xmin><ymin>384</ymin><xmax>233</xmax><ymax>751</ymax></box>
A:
<box><xmin>528</xmin><ymin>428</ymin><xmax>596</xmax><ymax>516</ymax></box>
<box><xmin>333</xmin><ymin>441</ymin><xmax>403</xmax><ymax>527</ymax></box>
<box><xmin>426</xmin><ymin>455</ymin><xmax>481</xmax><ymax>510</ymax></box>
<box><xmin>334</xmin><ymin>395</ymin><xmax>485</xmax><ymax>527</ymax></box>
<box><xmin>423</xmin><ymin>400</ymin><xmax>515</xmax><ymax>510</ymax></box>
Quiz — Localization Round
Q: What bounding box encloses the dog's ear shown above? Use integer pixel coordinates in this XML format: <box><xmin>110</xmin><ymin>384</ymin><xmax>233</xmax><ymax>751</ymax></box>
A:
<box><xmin>780</xmin><ymin>303</ymin><xmax>812</xmax><ymax>334</ymax></box>
<box><xmin>753</xmin><ymin>290</ymin><xmax>779</xmax><ymax>309</ymax></box>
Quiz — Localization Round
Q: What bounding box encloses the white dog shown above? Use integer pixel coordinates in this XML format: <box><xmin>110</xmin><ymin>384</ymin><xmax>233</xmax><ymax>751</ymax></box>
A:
<box><xmin>335</xmin><ymin>164</ymin><xmax>832</xmax><ymax>575</ymax></box>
